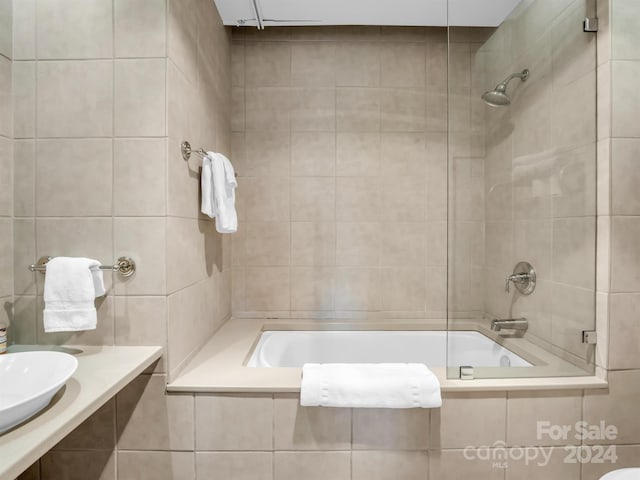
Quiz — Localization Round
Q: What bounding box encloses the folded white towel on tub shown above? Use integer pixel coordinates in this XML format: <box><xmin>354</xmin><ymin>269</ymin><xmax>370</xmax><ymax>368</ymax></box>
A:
<box><xmin>300</xmin><ymin>363</ymin><xmax>442</xmax><ymax>408</ymax></box>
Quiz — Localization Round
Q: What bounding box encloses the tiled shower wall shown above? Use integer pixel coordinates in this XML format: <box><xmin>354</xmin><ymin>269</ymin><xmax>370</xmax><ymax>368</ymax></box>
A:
<box><xmin>0</xmin><ymin>0</ymin><xmax>12</xmax><ymax>336</ymax></box>
<box><xmin>474</xmin><ymin>0</ymin><xmax>598</xmax><ymax>367</ymax></box>
<box><xmin>230</xmin><ymin>27</ymin><xmax>451</xmax><ymax>320</ymax></box>
<box><xmin>9</xmin><ymin>0</ymin><xmax>231</xmax><ymax>379</ymax></box>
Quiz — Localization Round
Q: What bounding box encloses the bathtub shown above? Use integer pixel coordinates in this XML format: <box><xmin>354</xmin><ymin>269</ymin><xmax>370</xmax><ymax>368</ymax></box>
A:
<box><xmin>247</xmin><ymin>330</ymin><xmax>532</xmax><ymax>368</ymax></box>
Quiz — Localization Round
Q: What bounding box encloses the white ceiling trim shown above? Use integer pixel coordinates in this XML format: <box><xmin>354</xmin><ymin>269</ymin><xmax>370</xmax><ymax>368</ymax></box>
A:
<box><xmin>214</xmin><ymin>0</ymin><xmax>524</xmax><ymax>28</ymax></box>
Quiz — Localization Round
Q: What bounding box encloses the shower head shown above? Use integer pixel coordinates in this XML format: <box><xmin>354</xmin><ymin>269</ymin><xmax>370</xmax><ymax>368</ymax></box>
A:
<box><xmin>481</xmin><ymin>69</ymin><xmax>529</xmax><ymax>107</ymax></box>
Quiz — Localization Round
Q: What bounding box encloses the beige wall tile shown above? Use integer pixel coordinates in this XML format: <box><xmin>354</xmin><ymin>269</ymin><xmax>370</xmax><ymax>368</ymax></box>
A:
<box><xmin>291</xmin><ymin>132</ymin><xmax>336</xmax><ymax>177</ymax></box>
<box><xmin>429</xmin><ymin>449</ymin><xmax>503</xmax><ymax>480</ymax></box>
<box><xmin>380</xmin><ymin>44</ymin><xmax>426</xmax><ymax>88</ymax></box>
<box><xmin>505</xmin><ymin>447</ymin><xmax>580</xmax><ymax>480</ymax></box>
<box><xmin>245</xmin><ymin>87</ymin><xmax>290</xmax><ymax>131</ymax></box>
<box><xmin>291</xmin><ymin>43</ymin><xmax>335</xmax><ymax>86</ymax></box>
<box><xmin>237</xmin><ymin>177</ymin><xmax>290</xmax><ymax>222</ymax></box>
<box><xmin>335</xmin><ymin>43</ymin><xmax>380</xmax><ymax>87</ymax></box>
<box><xmin>114</xmin><ymin>0</ymin><xmax>166</xmax><ymax>58</ymax></box>
<box><xmin>336</xmin><ymin>87</ymin><xmax>380</xmax><ymax>132</ymax></box>
<box><xmin>0</xmin><ymin>219</ymin><xmax>12</xmax><ymax>299</ymax></box>
<box><xmin>611</xmin><ymin>138</ymin><xmax>640</xmax><ymax>215</ymax></box>
<box><xmin>611</xmin><ymin>0</ymin><xmax>640</xmax><ymax>60</ymax></box>
<box><xmin>273</xmin><ymin>394</ymin><xmax>350</xmax><ymax>450</ymax></box>
<box><xmin>380</xmin><ymin>267</ymin><xmax>426</xmax><ymax>311</ymax></box>
<box><xmin>37</xmin><ymin>60</ymin><xmax>113</xmax><ymax>138</ymax></box>
<box><xmin>231</xmin><ymin>42</ymin><xmax>245</xmax><ymax>87</ymax></box>
<box><xmin>12</xmin><ymin>60</ymin><xmax>35</xmax><ymax>138</ymax></box>
<box><xmin>196</xmin><ymin>452</ymin><xmax>273</xmax><ymax>480</ymax></box>
<box><xmin>551</xmin><ymin>217</ymin><xmax>596</xmax><ymax>290</ymax></box>
<box><xmin>291</xmin><ymin>222</ymin><xmax>335</xmax><ymax>266</ymax></box>
<box><xmin>379</xmin><ymin>176</ymin><xmax>426</xmax><ymax>221</ymax></box>
<box><xmin>0</xmin><ymin>137</ymin><xmax>11</xmax><ymax>216</ymax></box>
<box><xmin>584</xmin><ymin>369</ymin><xmax>640</xmax><ymax>445</ymax></box>
<box><xmin>611</xmin><ymin>60</ymin><xmax>640</xmax><ymax>137</ymax></box>
<box><xmin>550</xmin><ymin>282</ymin><xmax>594</xmax><ymax>360</ymax></box>
<box><xmin>507</xmin><ymin>390</ymin><xmax>582</xmax><ymax>447</ymax></box>
<box><xmin>336</xmin><ymin>177</ymin><xmax>380</xmax><ymax>222</ymax></box>
<box><xmin>352</xmin><ymin>451</ymin><xmax>428</xmax><ymax>480</ymax></box>
<box><xmin>431</xmin><ymin>392</ymin><xmax>506</xmax><ymax>449</ymax></box>
<box><xmin>274</xmin><ymin>452</ymin><xmax>350</xmax><ymax>480</ymax></box>
<box><xmin>54</xmin><ymin>400</ymin><xmax>115</xmax><ymax>451</ymax></box>
<box><xmin>608</xmin><ymin>293</ymin><xmax>640</xmax><ymax>369</ymax></box>
<box><xmin>167</xmin><ymin>278</ymin><xmax>222</xmax><ymax>377</ymax></box>
<box><xmin>245</xmin><ymin>42</ymin><xmax>291</xmax><ymax>87</ymax></box>
<box><xmin>115</xmin><ymin>296</ymin><xmax>167</xmax><ymax>372</ymax></box>
<box><xmin>291</xmin><ymin>177</ymin><xmax>335</xmax><ymax>221</ymax></box>
<box><xmin>167</xmin><ymin>0</ymin><xmax>198</xmax><ymax>83</ymax></box>
<box><xmin>233</xmin><ymin>222</ymin><xmax>290</xmax><ymax>266</ymax></box>
<box><xmin>115</xmin><ymin>59</ymin><xmax>167</xmax><ymax>137</ymax></box>
<box><xmin>0</xmin><ymin>0</ymin><xmax>11</xmax><ymax>58</ymax></box>
<box><xmin>114</xmin><ymin>218</ymin><xmax>167</xmax><ymax>295</ymax></box>
<box><xmin>379</xmin><ymin>133</ymin><xmax>427</xmax><ymax>177</ymax></box>
<box><xmin>12</xmin><ymin>0</ymin><xmax>35</xmax><ymax>60</ymax></box>
<box><xmin>13</xmin><ymin>219</ymin><xmax>35</xmax><ymax>296</ymax></box>
<box><xmin>610</xmin><ymin>216</ymin><xmax>640</xmax><ymax>292</ymax></box>
<box><xmin>36</xmin><ymin>217</ymin><xmax>113</xmax><ymax>273</ymax></box>
<box><xmin>36</xmin><ymin>139</ymin><xmax>112</xmax><ymax>217</ymax></box>
<box><xmin>118</xmin><ymin>451</ymin><xmax>194</xmax><ymax>480</ymax></box>
<box><xmin>290</xmin><ymin>87</ymin><xmax>335</xmax><ymax>131</ymax></box>
<box><xmin>117</xmin><ymin>374</ymin><xmax>194</xmax><ymax>450</ymax></box>
<box><xmin>353</xmin><ymin>408</ymin><xmax>429</xmax><ymax>450</ymax></box>
<box><xmin>290</xmin><ymin>267</ymin><xmax>335</xmax><ymax>311</ymax></box>
<box><xmin>0</xmin><ymin>56</ymin><xmax>11</xmax><ymax>137</ymax></box>
<box><xmin>10</xmin><ymin>295</ymin><xmax>37</xmax><ymax>344</ymax></box>
<box><xmin>40</xmin><ymin>450</ymin><xmax>115</xmax><ymax>480</ymax></box>
<box><xmin>380</xmin><ymin>88</ymin><xmax>426</xmax><ymax>132</ymax></box>
<box><xmin>242</xmin><ymin>131</ymin><xmax>290</xmax><ymax>177</ymax></box>
<box><xmin>13</xmin><ymin>140</ymin><xmax>35</xmax><ymax>217</ymax></box>
<box><xmin>37</xmin><ymin>0</ymin><xmax>112</xmax><ymax>59</ymax></box>
<box><xmin>166</xmin><ymin>217</ymin><xmax>212</xmax><ymax>293</ymax></box>
<box><xmin>334</xmin><ymin>267</ymin><xmax>381</xmax><ymax>311</ymax></box>
<box><xmin>336</xmin><ymin>222</ymin><xmax>379</xmax><ymax>267</ymax></box>
<box><xmin>195</xmin><ymin>394</ymin><xmax>273</xmax><ymax>450</ymax></box>
<box><xmin>114</xmin><ymin>138</ymin><xmax>167</xmax><ymax>217</ymax></box>
<box><xmin>244</xmin><ymin>266</ymin><xmax>290</xmax><ymax>311</ymax></box>
<box><xmin>336</xmin><ymin>132</ymin><xmax>380</xmax><ymax>177</ymax></box>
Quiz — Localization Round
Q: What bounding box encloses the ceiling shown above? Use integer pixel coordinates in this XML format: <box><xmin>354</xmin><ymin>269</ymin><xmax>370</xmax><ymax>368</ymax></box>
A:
<box><xmin>213</xmin><ymin>0</ymin><xmax>524</xmax><ymax>28</ymax></box>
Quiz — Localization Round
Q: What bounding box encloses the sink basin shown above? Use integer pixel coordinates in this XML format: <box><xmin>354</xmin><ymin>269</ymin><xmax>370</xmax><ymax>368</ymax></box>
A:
<box><xmin>0</xmin><ymin>351</ymin><xmax>78</xmax><ymax>434</ymax></box>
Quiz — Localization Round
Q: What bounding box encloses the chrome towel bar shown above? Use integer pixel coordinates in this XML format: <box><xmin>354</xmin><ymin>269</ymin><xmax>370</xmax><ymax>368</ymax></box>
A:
<box><xmin>29</xmin><ymin>256</ymin><xmax>136</xmax><ymax>277</ymax></box>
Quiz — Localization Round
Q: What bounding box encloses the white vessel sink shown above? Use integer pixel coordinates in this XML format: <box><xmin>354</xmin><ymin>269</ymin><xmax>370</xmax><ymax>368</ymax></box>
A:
<box><xmin>0</xmin><ymin>351</ymin><xmax>78</xmax><ymax>434</ymax></box>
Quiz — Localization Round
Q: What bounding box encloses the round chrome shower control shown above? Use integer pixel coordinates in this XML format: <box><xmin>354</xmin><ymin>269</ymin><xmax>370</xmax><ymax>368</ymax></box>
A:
<box><xmin>505</xmin><ymin>261</ymin><xmax>536</xmax><ymax>295</ymax></box>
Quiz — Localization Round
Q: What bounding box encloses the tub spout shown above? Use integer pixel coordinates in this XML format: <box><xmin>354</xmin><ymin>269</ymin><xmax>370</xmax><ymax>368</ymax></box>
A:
<box><xmin>491</xmin><ymin>318</ymin><xmax>528</xmax><ymax>332</ymax></box>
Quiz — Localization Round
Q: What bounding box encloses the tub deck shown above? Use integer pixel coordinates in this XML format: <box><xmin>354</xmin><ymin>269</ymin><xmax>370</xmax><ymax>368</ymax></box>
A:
<box><xmin>167</xmin><ymin>318</ymin><xmax>608</xmax><ymax>393</ymax></box>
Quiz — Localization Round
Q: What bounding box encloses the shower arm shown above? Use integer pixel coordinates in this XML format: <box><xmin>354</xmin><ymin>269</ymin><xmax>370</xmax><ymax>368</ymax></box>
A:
<box><xmin>497</xmin><ymin>69</ymin><xmax>530</xmax><ymax>89</ymax></box>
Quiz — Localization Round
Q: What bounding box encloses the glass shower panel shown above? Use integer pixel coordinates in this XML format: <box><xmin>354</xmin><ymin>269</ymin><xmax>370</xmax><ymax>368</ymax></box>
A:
<box><xmin>446</xmin><ymin>0</ymin><xmax>597</xmax><ymax>378</ymax></box>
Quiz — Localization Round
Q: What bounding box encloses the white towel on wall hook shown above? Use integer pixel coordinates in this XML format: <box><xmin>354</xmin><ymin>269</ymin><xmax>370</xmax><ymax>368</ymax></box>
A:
<box><xmin>201</xmin><ymin>152</ymin><xmax>238</xmax><ymax>233</ymax></box>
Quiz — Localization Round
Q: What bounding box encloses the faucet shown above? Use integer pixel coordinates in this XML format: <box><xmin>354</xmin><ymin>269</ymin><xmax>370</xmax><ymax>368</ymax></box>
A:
<box><xmin>505</xmin><ymin>272</ymin><xmax>532</xmax><ymax>293</ymax></box>
<box><xmin>491</xmin><ymin>318</ymin><xmax>528</xmax><ymax>332</ymax></box>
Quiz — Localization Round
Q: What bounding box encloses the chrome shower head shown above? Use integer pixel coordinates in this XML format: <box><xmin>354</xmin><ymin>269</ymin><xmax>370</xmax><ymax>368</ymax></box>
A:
<box><xmin>482</xmin><ymin>69</ymin><xmax>529</xmax><ymax>107</ymax></box>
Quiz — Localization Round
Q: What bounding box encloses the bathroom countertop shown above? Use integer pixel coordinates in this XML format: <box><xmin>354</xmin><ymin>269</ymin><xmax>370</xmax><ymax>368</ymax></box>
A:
<box><xmin>167</xmin><ymin>318</ymin><xmax>608</xmax><ymax>394</ymax></box>
<box><xmin>0</xmin><ymin>345</ymin><xmax>162</xmax><ymax>480</ymax></box>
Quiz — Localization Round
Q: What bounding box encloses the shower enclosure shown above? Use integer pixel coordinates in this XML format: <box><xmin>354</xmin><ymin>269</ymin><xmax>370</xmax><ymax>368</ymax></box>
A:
<box><xmin>446</xmin><ymin>0</ymin><xmax>598</xmax><ymax>378</ymax></box>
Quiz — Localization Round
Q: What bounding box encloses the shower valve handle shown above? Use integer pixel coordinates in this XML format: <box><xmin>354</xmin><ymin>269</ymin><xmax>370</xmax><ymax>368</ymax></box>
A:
<box><xmin>505</xmin><ymin>273</ymin><xmax>530</xmax><ymax>293</ymax></box>
<box><xmin>504</xmin><ymin>262</ymin><xmax>537</xmax><ymax>295</ymax></box>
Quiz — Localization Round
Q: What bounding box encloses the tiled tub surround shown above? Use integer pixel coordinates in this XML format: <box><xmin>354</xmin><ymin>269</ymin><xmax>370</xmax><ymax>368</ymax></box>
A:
<box><xmin>167</xmin><ymin>318</ymin><xmax>605</xmax><ymax>393</ymax></box>
<box><xmin>18</xmin><ymin>371</ymin><xmax>639</xmax><ymax>480</ymax></box>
